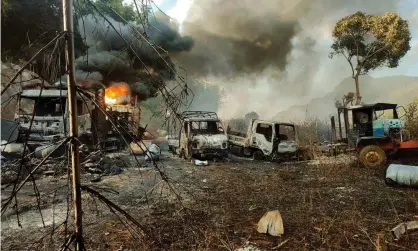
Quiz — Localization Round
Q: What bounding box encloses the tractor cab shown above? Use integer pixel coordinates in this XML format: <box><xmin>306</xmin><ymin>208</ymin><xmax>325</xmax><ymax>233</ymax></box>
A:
<box><xmin>350</xmin><ymin>103</ymin><xmax>401</xmax><ymax>138</ymax></box>
<box><xmin>338</xmin><ymin>103</ymin><xmax>401</xmax><ymax>147</ymax></box>
<box><xmin>337</xmin><ymin>103</ymin><xmax>418</xmax><ymax>168</ymax></box>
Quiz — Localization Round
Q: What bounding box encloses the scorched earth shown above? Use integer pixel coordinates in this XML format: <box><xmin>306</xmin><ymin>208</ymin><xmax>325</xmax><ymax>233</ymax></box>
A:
<box><xmin>1</xmin><ymin>151</ymin><xmax>418</xmax><ymax>251</ymax></box>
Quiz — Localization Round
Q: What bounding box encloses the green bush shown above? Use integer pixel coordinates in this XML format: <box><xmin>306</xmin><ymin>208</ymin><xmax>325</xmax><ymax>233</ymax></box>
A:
<box><xmin>404</xmin><ymin>98</ymin><xmax>418</xmax><ymax>139</ymax></box>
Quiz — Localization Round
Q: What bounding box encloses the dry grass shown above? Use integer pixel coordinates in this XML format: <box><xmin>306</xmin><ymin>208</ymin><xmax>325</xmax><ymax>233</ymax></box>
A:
<box><xmin>138</xmin><ymin>160</ymin><xmax>417</xmax><ymax>250</ymax></box>
<box><xmin>2</xmin><ymin>158</ymin><xmax>418</xmax><ymax>250</ymax></box>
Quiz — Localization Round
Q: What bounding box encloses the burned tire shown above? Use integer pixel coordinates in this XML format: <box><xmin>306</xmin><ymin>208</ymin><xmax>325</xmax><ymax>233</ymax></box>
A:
<box><xmin>359</xmin><ymin>145</ymin><xmax>387</xmax><ymax>168</ymax></box>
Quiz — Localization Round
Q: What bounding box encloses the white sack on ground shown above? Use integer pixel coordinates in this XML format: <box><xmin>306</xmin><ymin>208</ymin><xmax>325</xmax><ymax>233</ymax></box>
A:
<box><xmin>386</xmin><ymin>164</ymin><xmax>418</xmax><ymax>187</ymax></box>
<box><xmin>145</xmin><ymin>144</ymin><xmax>161</xmax><ymax>161</ymax></box>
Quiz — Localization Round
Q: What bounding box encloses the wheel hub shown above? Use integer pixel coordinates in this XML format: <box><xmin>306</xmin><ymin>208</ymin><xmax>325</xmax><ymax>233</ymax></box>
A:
<box><xmin>365</xmin><ymin>151</ymin><xmax>380</xmax><ymax>164</ymax></box>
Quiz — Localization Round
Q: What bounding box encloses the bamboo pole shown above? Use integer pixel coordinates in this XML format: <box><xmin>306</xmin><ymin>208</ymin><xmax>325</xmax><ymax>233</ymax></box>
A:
<box><xmin>62</xmin><ymin>0</ymin><xmax>83</xmax><ymax>249</ymax></box>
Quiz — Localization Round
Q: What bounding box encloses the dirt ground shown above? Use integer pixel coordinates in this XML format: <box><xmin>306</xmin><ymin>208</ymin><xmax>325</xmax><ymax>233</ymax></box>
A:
<box><xmin>1</xmin><ymin>153</ymin><xmax>418</xmax><ymax>251</ymax></box>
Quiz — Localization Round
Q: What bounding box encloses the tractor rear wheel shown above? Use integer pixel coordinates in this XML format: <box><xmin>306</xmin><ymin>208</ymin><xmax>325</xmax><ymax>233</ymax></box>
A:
<box><xmin>359</xmin><ymin>145</ymin><xmax>387</xmax><ymax>168</ymax></box>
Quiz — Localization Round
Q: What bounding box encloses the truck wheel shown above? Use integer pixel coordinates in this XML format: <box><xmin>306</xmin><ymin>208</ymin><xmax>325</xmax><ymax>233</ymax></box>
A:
<box><xmin>359</xmin><ymin>145</ymin><xmax>387</xmax><ymax>168</ymax></box>
<box><xmin>253</xmin><ymin>150</ymin><xmax>264</xmax><ymax>160</ymax></box>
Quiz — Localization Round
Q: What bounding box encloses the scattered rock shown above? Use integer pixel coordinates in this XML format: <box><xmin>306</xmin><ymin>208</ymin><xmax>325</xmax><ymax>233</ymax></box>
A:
<box><xmin>257</xmin><ymin>210</ymin><xmax>284</xmax><ymax>236</ymax></box>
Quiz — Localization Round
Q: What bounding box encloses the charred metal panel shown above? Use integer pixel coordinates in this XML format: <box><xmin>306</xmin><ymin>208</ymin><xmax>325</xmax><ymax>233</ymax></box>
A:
<box><xmin>1</xmin><ymin>119</ymin><xmax>19</xmax><ymax>142</ymax></box>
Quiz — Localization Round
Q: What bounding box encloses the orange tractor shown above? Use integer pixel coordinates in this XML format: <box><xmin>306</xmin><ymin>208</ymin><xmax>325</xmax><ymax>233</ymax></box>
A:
<box><xmin>337</xmin><ymin>103</ymin><xmax>418</xmax><ymax>168</ymax></box>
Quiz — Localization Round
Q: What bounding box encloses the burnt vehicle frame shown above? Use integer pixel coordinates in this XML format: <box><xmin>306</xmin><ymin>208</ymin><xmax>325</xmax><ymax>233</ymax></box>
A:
<box><xmin>174</xmin><ymin>111</ymin><xmax>228</xmax><ymax>160</ymax></box>
<box><xmin>1</xmin><ymin>87</ymin><xmax>93</xmax><ymax>158</ymax></box>
<box><xmin>227</xmin><ymin>119</ymin><xmax>302</xmax><ymax>161</ymax></box>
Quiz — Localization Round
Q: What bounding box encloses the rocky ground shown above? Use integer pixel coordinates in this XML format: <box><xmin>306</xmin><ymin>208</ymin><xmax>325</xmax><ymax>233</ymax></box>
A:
<box><xmin>1</xmin><ymin>151</ymin><xmax>418</xmax><ymax>251</ymax></box>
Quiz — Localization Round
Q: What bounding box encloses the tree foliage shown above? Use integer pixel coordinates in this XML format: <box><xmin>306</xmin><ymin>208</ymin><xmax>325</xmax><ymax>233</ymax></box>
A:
<box><xmin>1</xmin><ymin>0</ymin><xmax>144</xmax><ymax>59</ymax></box>
<box><xmin>330</xmin><ymin>11</ymin><xmax>411</xmax><ymax>104</ymax></box>
<box><xmin>1</xmin><ymin>0</ymin><xmax>147</xmax><ymax>81</ymax></box>
<box><xmin>335</xmin><ymin>92</ymin><xmax>355</xmax><ymax>108</ymax></box>
<box><xmin>1</xmin><ymin>0</ymin><xmax>11</xmax><ymax>17</ymax></box>
<box><xmin>1</xmin><ymin>0</ymin><xmax>65</xmax><ymax>61</ymax></box>
<box><xmin>76</xmin><ymin>0</ymin><xmax>141</xmax><ymax>24</ymax></box>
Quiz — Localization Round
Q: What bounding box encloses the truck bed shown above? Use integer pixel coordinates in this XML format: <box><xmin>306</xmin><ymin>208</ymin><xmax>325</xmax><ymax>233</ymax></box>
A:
<box><xmin>227</xmin><ymin>131</ymin><xmax>248</xmax><ymax>147</ymax></box>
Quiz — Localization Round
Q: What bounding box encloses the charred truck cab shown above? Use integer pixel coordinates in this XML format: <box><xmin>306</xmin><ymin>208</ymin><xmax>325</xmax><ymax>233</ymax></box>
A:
<box><xmin>176</xmin><ymin>111</ymin><xmax>228</xmax><ymax>160</ymax></box>
<box><xmin>227</xmin><ymin>119</ymin><xmax>299</xmax><ymax>161</ymax></box>
<box><xmin>3</xmin><ymin>87</ymin><xmax>93</xmax><ymax>158</ymax></box>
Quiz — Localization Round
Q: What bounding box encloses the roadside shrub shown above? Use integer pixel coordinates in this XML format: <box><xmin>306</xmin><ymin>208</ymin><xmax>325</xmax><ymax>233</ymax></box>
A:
<box><xmin>293</xmin><ymin>117</ymin><xmax>331</xmax><ymax>145</ymax></box>
<box><xmin>404</xmin><ymin>98</ymin><xmax>418</xmax><ymax>139</ymax></box>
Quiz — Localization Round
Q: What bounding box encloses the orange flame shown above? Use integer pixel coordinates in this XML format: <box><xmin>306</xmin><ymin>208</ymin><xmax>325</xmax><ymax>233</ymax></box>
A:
<box><xmin>104</xmin><ymin>82</ymin><xmax>131</xmax><ymax>105</ymax></box>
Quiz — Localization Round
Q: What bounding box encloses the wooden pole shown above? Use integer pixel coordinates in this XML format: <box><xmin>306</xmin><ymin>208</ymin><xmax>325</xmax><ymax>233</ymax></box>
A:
<box><xmin>62</xmin><ymin>0</ymin><xmax>83</xmax><ymax>249</ymax></box>
<box><xmin>337</xmin><ymin>109</ymin><xmax>343</xmax><ymax>141</ymax></box>
<box><xmin>330</xmin><ymin>116</ymin><xmax>337</xmax><ymax>143</ymax></box>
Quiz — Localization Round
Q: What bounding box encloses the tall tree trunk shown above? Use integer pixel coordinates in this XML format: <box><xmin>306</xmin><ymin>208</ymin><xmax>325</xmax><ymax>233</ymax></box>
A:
<box><xmin>354</xmin><ymin>75</ymin><xmax>361</xmax><ymax>105</ymax></box>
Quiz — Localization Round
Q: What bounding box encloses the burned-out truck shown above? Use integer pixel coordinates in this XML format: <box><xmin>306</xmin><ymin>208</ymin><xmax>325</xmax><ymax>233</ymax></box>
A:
<box><xmin>227</xmin><ymin>119</ymin><xmax>299</xmax><ymax>161</ymax></box>
<box><xmin>1</xmin><ymin>84</ymin><xmax>142</xmax><ymax>158</ymax></box>
<box><xmin>1</xmin><ymin>87</ymin><xmax>93</xmax><ymax>158</ymax></box>
<box><xmin>174</xmin><ymin>111</ymin><xmax>229</xmax><ymax>159</ymax></box>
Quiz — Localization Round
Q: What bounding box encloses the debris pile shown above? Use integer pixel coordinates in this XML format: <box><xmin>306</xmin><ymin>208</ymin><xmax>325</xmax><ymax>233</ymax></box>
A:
<box><xmin>82</xmin><ymin>151</ymin><xmax>126</xmax><ymax>177</ymax></box>
<box><xmin>1</xmin><ymin>156</ymin><xmax>67</xmax><ymax>185</ymax></box>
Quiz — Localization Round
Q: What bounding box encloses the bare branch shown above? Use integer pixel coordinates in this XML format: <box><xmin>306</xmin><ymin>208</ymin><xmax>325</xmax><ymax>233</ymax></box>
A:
<box><xmin>81</xmin><ymin>185</ymin><xmax>166</xmax><ymax>249</ymax></box>
<box><xmin>341</xmin><ymin>50</ymin><xmax>355</xmax><ymax>77</ymax></box>
<box><xmin>363</xmin><ymin>43</ymin><xmax>391</xmax><ymax>61</ymax></box>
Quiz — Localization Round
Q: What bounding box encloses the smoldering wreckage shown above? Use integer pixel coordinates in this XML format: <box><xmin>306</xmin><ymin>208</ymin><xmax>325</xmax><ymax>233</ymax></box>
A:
<box><xmin>2</xmin><ymin>11</ymin><xmax>418</xmax><ymax>251</ymax></box>
<box><xmin>3</xmin><ymin>65</ymin><xmax>418</xmax><ymax>244</ymax></box>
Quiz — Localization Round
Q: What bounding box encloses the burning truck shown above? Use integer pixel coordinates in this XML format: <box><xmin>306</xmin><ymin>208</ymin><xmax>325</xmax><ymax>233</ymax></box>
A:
<box><xmin>94</xmin><ymin>82</ymin><xmax>142</xmax><ymax>151</ymax></box>
<box><xmin>1</xmin><ymin>81</ymin><xmax>142</xmax><ymax>158</ymax></box>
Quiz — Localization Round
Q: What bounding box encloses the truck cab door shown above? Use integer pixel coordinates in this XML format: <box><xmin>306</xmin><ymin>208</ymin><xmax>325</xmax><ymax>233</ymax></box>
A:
<box><xmin>251</xmin><ymin>122</ymin><xmax>274</xmax><ymax>156</ymax></box>
<box><xmin>179</xmin><ymin>121</ymin><xmax>191</xmax><ymax>158</ymax></box>
<box><xmin>180</xmin><ymin>121</ymin><xmax>187</xmax><ymax>149</ymax></box>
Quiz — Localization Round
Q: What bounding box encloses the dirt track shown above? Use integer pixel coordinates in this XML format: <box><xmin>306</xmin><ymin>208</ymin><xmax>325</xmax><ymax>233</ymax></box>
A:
<box><xmin>2</xmin><ymin>153</ymin><xmax>418</xmax><ymax>250</ymax></box>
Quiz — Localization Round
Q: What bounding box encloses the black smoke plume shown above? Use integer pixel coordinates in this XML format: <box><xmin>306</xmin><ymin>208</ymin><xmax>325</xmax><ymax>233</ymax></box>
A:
<box><xmin>75</xmin><ymin>14</ymin><xmax>194</xmax><ymax>100</ymax></box>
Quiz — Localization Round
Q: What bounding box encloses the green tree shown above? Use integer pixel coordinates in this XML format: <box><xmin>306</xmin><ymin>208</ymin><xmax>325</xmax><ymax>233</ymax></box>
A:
<box><xmin>335</xmin><ymin>92</ymin><xmax>355</xmax><ymax>108</ymax></box>
<box><xmin>1</xmin><ymin>0</ymin><xmax>11</xmax><ymax>17</ymax></box>
<box><xmin>77</xmin><ymin>0</ymin><xmax>141</xmax><ymax>23</ymax></box>
<box><xmin>330</xmin><ymin>11</ymin><xmax>411</xmax><ymax>105</ymax></box>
